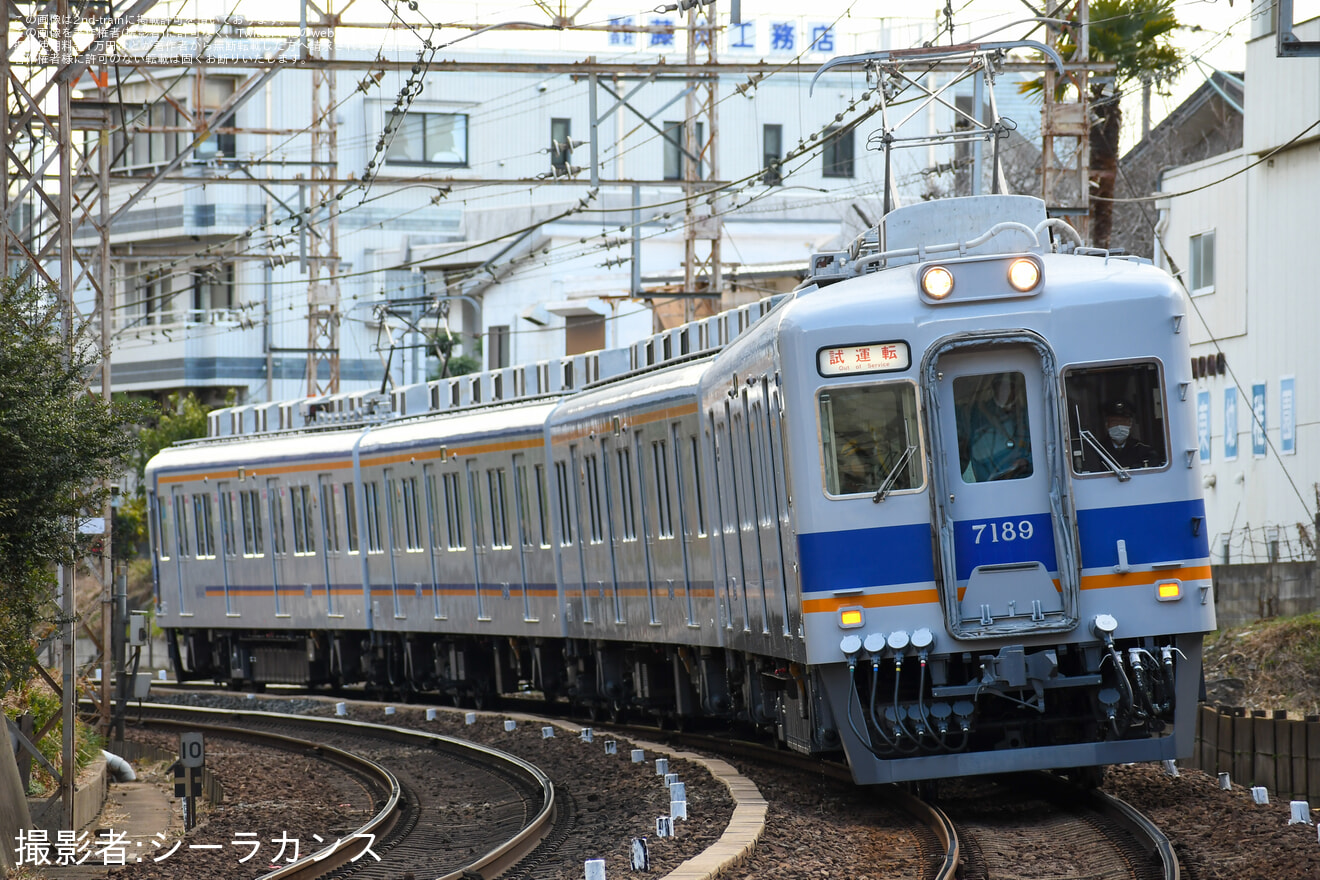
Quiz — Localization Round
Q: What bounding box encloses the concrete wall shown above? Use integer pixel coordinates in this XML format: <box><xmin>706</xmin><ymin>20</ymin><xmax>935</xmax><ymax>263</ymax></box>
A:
<box><xmin>1213</xmin><ymin>562</ymin><xmax>1320</xmax><ymax>628</ymax></box>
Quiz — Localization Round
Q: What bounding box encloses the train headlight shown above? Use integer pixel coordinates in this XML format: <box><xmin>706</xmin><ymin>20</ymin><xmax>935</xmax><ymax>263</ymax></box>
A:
<box><xmin>1156</xmin><ymin>580</ymin><xmax>1182</xmax><ymax>602</ymax></box>
<box><xmin>1007</xmin><ymin>258</ymin><xmax>1041</xmax><ymax>292</ymax></box>
<box><xmin>921</xmin><ymin>265</ymin><xmax>954</xmax><ymax>299</ymax></box>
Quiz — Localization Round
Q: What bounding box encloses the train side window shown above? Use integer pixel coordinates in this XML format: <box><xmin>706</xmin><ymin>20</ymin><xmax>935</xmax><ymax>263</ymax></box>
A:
<box><xmin>468</xmin><ymin>467</ymin><xmax>487</xmax><ymax>550</ymax></box>
<box><xmin>342</xmin><ymin>481</ymin><xmax>360</xmax><ymax>554</ymax></box>
<box><xmin>240</xmin><ymin>488</ymin><xmax>263</xmax><ymax>557</ymax></box>
<box><xmin>267</xmin><ymin>480</ymin><xmax>287</xmax><ymax>556</ymax></box>
<box><xmin>319</xmin><ymin>478</ymin><xmax>339</xmax><ymax>554</ymax></box>
<box><xmin>584</xmin><ymin>454</ymin><xmax>604</xmax><ymax>544</ymax></box>
<box><xmin>383</xmin><ymin>472</ymin><xmax>401</xmax><ymax>551</ymax></box>
<box><xmin>514</xmin><ymin>460</ymin><xmax>534</xmax><ymax>549</ymax></box>
<box><xmin>689</xmin><ymin>435</ymin><xmax>707</xmax><ymax>537</ymax></box>
<box><xmin>154</xmin><ymin>494</ymin><xmax>172</xmax><ymax>561</ymax></box>
<box><xmin>487</xmin><ymin>468</ymin><xmax>511</xmax><ymax>549</ymax></box>
<box><xmin>554</xmin><ymin>460</ymin><xmax>574</xmax><ymax>546</ymax></box>
<box><xmin>193</xmin><ymin>493</ymin><xmax>216</xmax><ymax>559</ymax></box>
<box><xmin>534</xmin><ymin>463</ymin><xmax>551</xmax><ymax>547</ymax></box>
<box><xmin>401</xmin><ymin>476</ymin><xmax>422</xmax><ymax>551</ymax></box>
<box><xmin>424</xmin><ymin>469</ymin><xmax>442</xmax><ymax>550</ymax></box>
<box><xmin>442</xmin><ymin>471</ymin><xmax>466</xmax><ymax>550</ymax></box>
<box><xmin>652</xmin><ymin>439</ymin><xmax>674</xmax><ymax>539</ymax></box>
<box><xmin>364</xmin><ymin>481</ymin><xmax>384</xmax><ymax>554</ymax></box>
<box><xmin>176</xmin><ymin>494</ymin><xmax>192</xmax><ymax>557</ymax></box>
<box><xmin>819</xmin><ymin>381</ymin><xmax>923</xmax><ymax>496</ymax></box>
<box><xmin>292</xmin><ymin>485</ymin><xmax>316</xmax><ymax>556</ymax></box>
<box><xmin>1064</xmin><ymin>362</ymin><xmax>1169</xmax><ymax>474</ymax></box>
<box><xmin>617</xmin><ymin>446</ymin><xmax>637</xmax><ymax>541</ymax></box>
<box><xmin>219</xmin><ymin>487</ymin><xmax>237</xmax><ymax>558</ymax></box>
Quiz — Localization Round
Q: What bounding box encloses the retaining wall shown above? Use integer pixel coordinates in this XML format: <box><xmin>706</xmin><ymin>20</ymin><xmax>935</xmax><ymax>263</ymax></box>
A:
<box><xmin>1212</xmin><ymin>562</ymin><xmax>1320</xmax><ymax>628</ymax></box>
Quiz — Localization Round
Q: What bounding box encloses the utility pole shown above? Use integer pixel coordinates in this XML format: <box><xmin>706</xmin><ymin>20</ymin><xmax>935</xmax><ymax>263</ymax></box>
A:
<box><xmin>305</xmin><ymin>0</ymin><xmax>341</xmax><ymax>397</ymax></box>
<box><xmin>681</xmin><ymin>6</ymin><xmax>721</xmax><ymax>322</ymax></box>
<box><xmin>1040</xmin><ymin>0</ymin><xmax>1090</xmax><ymax>240</ymax></box>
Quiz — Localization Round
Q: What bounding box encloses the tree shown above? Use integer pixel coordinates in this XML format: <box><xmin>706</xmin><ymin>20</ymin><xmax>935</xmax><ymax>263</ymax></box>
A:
<box><xmin>1023</xmin><ymin>0</ymin><xmax>1181</xmax><ymax>247</ymax></box>
<box><xmin>115</xmin><ymin>391</ymin><xmax>212</xmax><ymax>559</ymax></box>
<box><xmin>0</xmin><ymin>279</ymin><xmax>147</xmax><ymax>677</ymax></box>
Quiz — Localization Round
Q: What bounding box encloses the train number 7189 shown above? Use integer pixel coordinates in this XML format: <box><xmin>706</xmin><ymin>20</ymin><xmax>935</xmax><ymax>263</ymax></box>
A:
<box><xmin>971</xmin><ymin>520</ymin><xmax>1035</xmax><ymax>543</ymax></box>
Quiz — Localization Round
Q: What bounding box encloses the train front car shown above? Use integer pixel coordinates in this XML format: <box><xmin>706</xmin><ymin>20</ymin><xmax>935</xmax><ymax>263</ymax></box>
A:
<box><xmin>780</xmin><ymin>195</ymin><xmax>1213</xmax><ymax>784</ymax></box>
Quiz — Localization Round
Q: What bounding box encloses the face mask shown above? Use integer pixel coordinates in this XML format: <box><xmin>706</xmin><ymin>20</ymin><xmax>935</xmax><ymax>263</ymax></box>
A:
<box><xmin>1108</xmin><ymin>425</ymin><xmax>1131</xmax><ymax>445</ymax></box>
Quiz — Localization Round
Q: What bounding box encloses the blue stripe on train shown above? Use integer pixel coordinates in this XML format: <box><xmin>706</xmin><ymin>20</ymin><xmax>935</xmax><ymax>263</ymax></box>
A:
<box><xmin>798</xmin><ymin>498</ymin><xmax>1209</xmax><ymax>595</ymax></box>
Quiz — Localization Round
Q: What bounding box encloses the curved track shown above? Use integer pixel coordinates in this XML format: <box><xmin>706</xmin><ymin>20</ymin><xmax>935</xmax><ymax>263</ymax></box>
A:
<box><xmin>937</xmin><ymin>773</ymin><xmax>1178</xmax><ymax>880</ymax></box>
<box><xmin>134</xmin><ymin>704</ymin><xmax>555</xmax><ymax>880</ymax></box>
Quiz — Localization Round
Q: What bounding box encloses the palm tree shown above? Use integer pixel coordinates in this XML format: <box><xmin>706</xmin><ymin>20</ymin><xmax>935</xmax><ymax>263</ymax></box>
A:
<box><xmin>1024</xmin><ymin>0</ymin><xmax>1182</xmax><ymax>247</ymax></box>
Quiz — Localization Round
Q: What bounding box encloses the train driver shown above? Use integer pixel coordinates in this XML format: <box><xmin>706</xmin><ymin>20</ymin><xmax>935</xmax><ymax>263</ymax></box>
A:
<box><xmin>965</xmin><ymin>372</ymin><xmax>1033</xmax><ymax>482</ymax></box>
<box><xmin>1095</xmin><ymin>398</ymin><xmax>1158</xmax><ymax>469</ymax></box>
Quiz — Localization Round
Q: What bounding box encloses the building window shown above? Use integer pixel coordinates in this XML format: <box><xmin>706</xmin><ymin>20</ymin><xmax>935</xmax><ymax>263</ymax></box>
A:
<box><xmin>385</xmin><ymin>111</ymin><xmax>468</xmax><ymax>165</ymax></box>
<box><xmin>488</xmin><ymin>325</ymin><xmax>510</xmax><ymax>370</ymax></box>
<box><xmin>822</xmin><ymin>125</ymin><xmax>855</xmax><ymax>178</ymax></box>
<box><xmin>1189</xmin><ymin>231</ymin><xmax>1215</xmax><ymax>295</ymax></box>
<box><xmin>762</xmin><ymin>124</ymin><xmax>783</xmax><ymax>186</ymax></box>
<box><xmin>663</xmin><ymin>120</ymin><xmax>704</xmax><ymax>180</ymax></box>
<box><xmin>550</xmin><ymin>117</ymin><xmax>573</xmax><ymax>176</ymax></box>
<box><xmin>192</xmin><ymin>263</ymin><xmax>235</xmax><ymax>321</ymax></box>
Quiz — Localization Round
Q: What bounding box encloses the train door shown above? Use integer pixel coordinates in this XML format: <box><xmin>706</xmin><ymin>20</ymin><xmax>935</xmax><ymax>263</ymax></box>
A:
<box><xmin>764</xmin><ymin>382</ymin><xmax>794</xmax><ymax>638</ymax></box>
<box><xmin>924</xmin><ymin>335</ymin><xmax>1081</xmax><ymax>639</ymax></box>
<box><xmin>670</xmin><ymin>424</ymin><xmax>697</xmax><ymax>626</ymax></box>
<box><xmin>422</xmin><ymin>464</ymin><xmax>443</xmax><ymax>619</ymax></box>
<box><xmin>730</xmin><ymin>400</ymin><xmax>761</xmax><ymax>632</ymax></box>
<box><xmin>382</xmin><ymin>469</ymin><xmax>403</xmax><ymax>619</ymax></box>
<box><xmin>713</xmin><ymin>405</ymin><xmax>748</xmax><ymax>632</ymax></box>
<box><xmin>633</xmin><ymin>431</ymin><xmax>658</xmax><ymax>625</ymax></box>
<box><xmin>217</xmin><ymin>482</ymin><xmax>235</xmax><ymax>615</ymax></box>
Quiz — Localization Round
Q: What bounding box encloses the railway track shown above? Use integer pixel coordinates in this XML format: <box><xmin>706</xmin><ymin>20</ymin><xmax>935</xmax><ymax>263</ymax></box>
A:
<box><xmin>936</xmin><ymin>773</ymin><xmax>1178</xmax><ymax>880</ymax></box>
<box><xmin>133</xmin><ymin>703</ymin><xmax>555</xmax><ymax>880</ymax></box>
<box><xmin>138</xmin><ymin>688</ymin><xmax>1177</xmax><ymax>880</ymax></box>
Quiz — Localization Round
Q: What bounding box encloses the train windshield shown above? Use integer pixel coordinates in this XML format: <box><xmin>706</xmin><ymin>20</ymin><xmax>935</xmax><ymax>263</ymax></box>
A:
<box><xmin>819</xmin><ymin>382</ymin><xmax>923</xmax><ymax>496</ymax></box>
<box><xmin>953</xmin><ymin>371</ymin><xmax>1034</xmax><ymax>483</ymax></box>
<box><xmin>1064</xmin><ymin>362</ymin><xmax>1169</xmax><ymax>474</ymax></box>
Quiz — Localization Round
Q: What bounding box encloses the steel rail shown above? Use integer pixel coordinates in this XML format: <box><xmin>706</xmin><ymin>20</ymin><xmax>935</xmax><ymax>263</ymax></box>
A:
<box><xmin>132</xmin><ymin>703</ymin><xmax>556</xmax><ymax>880</ymax></box>
<box><xmin>1087</xmin><ymin>788</ymin><xmax>1180</xmax><ymax>880</ymax></box>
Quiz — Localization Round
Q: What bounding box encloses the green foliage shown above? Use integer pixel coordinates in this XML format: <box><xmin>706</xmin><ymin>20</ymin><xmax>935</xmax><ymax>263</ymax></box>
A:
<box><xmin>3</xmin><ymin>683</ymin><xmax>103</xmax><ymax>795</ymax></box>
<box><xmin>428</xmin><ymin>330</ymin><xmax>481</xmax><ymax>379</ymax></box>
<box><xmin>115</xmin><ymin>391</ymin><xmax>215</xmax><ymax>556</ymax></box>
<box><xmin>0</xmin><ymin>279</ymin><xmax>149</xmax><ymax>677</ymax></box>
<box><xmin>1020</xmin><ymin>0</ymin><xmax>1182</xmax><ymax>98</ymax></box>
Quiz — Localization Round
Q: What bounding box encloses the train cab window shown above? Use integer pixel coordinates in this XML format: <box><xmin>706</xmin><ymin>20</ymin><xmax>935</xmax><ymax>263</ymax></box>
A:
<box><xmin>342</xmin><ymin>481</ymin><xmax>360</xmax><ymax>553</ymax></box>
<box><xmin>1064</xmin><ymin>362</ymin><xmax>1169</xmax><ymax>475</ymax></box>
<box><xmin>955</xmin><ymin>372</ymin><xmax>1033</xmax><ymax>483</ymax></box>
<box><xmin>819</xmin><ymin>382</ymin><xmax>923</xmax><ymax>496</ymax></box>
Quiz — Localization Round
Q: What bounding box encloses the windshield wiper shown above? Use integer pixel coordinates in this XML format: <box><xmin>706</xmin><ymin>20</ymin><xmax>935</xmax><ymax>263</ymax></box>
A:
<box><xmin>873</xmin><ymin>445</ymin><xmax>918</xmax><ymax>503</ymax></box>
<box><xmin>1079</xmin><ymin>429</ymin><xmax>1131</xmax><ymax>482</ymax></box>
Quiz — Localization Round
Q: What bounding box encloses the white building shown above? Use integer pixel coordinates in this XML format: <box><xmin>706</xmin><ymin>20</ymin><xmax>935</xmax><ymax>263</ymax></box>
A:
<box><xmin>57</xmin><ymin>16</ymin><xmax>1047</xmax><ymax>406</ymax></box>
<box><xmin>1158</xmin><ymin>11</ymin><xmax>1320</xmax><ymax>562</ymax></box>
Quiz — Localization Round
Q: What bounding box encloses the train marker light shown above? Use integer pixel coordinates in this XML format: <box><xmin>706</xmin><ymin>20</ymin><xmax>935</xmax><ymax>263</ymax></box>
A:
<box><xmin>839</xmin><ymin>607</ymin><xmax>864</xmax><ymax>628</ymax></box>
<box><xmin>1008</xmin><ymin>257</ymin><xmax>1041</xmax><ymax>292</ymax></box>
<box><xmin>1156</xmin><ymin>580</ymin><xmax>1182</xmax><ymax>601</ymax></box>
<box><xmin>921</xmin><ymin>265</ymin><xmax>954</xmax><ymax>299</ymax></box>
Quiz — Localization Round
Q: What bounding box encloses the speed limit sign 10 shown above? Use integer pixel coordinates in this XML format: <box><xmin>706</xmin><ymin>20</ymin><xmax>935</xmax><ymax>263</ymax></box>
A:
<box><xmin>180</xmin><ymin>732</ymin><xmax>205</xmax><ymax>768</ymax></box>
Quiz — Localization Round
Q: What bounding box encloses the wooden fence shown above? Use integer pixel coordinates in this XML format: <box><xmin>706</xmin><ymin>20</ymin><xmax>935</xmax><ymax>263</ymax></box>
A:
<box><xmin>1190</xmin><ymin>704</ymin><xmax>1320</xmax><ymax>800</ymax></box>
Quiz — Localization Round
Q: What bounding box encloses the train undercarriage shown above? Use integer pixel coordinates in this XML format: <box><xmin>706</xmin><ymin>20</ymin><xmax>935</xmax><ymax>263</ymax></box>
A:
<box><xmin>168</xmin><ymin>627</ymin><xmax>834</xmax><ymax>749</ymax></box>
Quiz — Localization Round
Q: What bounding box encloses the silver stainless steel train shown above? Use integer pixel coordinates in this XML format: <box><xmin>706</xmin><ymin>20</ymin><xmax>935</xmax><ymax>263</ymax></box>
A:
<box><xmin>146</xmin><ymin>191</ymin><xmax>1214</xmax><ymax>785</ymax></box>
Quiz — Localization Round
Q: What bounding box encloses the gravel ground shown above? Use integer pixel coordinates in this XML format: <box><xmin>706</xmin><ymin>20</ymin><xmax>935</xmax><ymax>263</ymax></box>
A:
<box><xmin>31</xmin><ymin>691</ymin><xmax>1320</xmax><ymax>880</ymax></box>
<box><xmin>88</xmin><ymin>694</ymin><xmax>735</xmax><ymax>880</ymax></box>
<box><xmin>1103</xmin><ymin>763</ymin><xmax>1320</xmax><ymax>880</ymax></box>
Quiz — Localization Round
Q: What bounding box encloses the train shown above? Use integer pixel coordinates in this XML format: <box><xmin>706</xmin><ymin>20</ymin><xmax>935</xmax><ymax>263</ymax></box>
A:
<box><xmin>146</xmin><ymin>191</ymin><xmax>1214</xmax><ymax>785</ymax></box>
